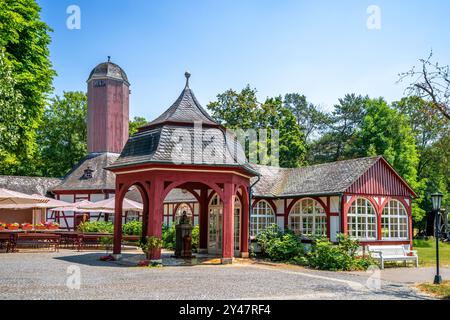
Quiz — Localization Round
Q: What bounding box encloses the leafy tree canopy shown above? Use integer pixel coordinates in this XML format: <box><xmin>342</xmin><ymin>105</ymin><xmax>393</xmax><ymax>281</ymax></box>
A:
<box><xmin>208</xmin><ymin>86</ymin><xmax>306</xmax><ymax>167</ymax></box>
<box><xmin>35</xmin><ymin>92</ymin><xmax>88</xmax><ymax>177</ymax></box>
<box><xmin>0</xmin><ymin>0</ymin><xmax>55</xmax><ymax>173</ymax></box>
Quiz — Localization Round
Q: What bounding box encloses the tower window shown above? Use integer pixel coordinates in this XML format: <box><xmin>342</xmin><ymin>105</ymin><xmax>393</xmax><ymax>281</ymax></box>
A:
<box><xmin>93</xmin><ymin>80</ymin><xmax>106</xmax><ymax>87</ymax></box>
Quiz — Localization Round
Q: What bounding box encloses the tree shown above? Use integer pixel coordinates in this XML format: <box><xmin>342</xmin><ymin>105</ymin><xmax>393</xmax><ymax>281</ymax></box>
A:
<box><xmin>129</xmin><ymin>116</ymin><xmax>147</xmax><ymax>136</ymax></box>
<box><xmin>0</xmin><ymin>50</ymin><xmax>25</xmax><ymax>171</ymax></box>
<box><xmin>399</xmin><ymin>51</ymin><xmax>450</xmax><ymax>120</ymax></box>
<box><xmin>35</xmin><ymin>92</ymin><xmax>87</xmax><ymax>177</ymax></box>
<box><xmin>284</xmin><ymin>93</ymin><xmax>329</xmax><ymax>141</ymax></box>
<box><xmin>353</xmin><ymin>98</ymin><xmax>425</xmax><ymax>222</ymax></box>
<box><xmin>0</xmin><ymin>0</ymin><xmax>55</xmax><ymax>173</ymax></box>
<box><xmin>207</xmin><ymin>86</ymin><xmax>306</xmax><ymax>167</ymax></box>
<box><xmin>393</xmin><ymin>96</ymin><xmax>449</xmax><ymax>230</ymax></box>
<box><xmin>307</xmin><ymin>94</ymin><xmax>367</xmax><ymax>163</ymax></box>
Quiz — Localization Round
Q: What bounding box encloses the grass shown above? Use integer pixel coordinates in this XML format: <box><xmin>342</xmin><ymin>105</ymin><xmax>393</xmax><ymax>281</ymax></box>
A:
<box><xmin>417</xmin><ymin>281</ymin><xmax>450</xmax><ymax>300</ymax></box>
<box><xmin>413</xmin><ymin>238</ymin><xmax>450</xmax><ymax>267</ymax></box>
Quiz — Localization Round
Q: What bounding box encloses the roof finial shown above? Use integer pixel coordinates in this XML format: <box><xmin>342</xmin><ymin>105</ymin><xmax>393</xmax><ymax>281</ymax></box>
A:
<box><xmin>184</xmin><ymin>71</ymin><xmax>191</xmax><ymax>87</ymax></box>
<box><xmin>107</xmin><ymin>56</ymin><xmax>111</xmax><ymax>62</ymax></box>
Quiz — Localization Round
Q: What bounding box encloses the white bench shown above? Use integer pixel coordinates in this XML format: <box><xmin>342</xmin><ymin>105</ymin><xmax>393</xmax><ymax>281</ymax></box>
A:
<box><xmin>367</xmin><ymin>245</ymin><xmax>418</xmax><ymax>269</ymax></box>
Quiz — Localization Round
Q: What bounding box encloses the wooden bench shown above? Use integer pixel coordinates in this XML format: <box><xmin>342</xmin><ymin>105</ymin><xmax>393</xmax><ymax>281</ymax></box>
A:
<box><xmin>16</xmin><ymin>233</ymin><xmax>60</xmax><ymax>252</ymax></box>
<box><xmin>77</xmin><ymin>233</ymin><xmax>113</xmax><ymax>251</ymax></box>
<box><xmin>368</xmin><ymin>245</ymin><xmax>418</xmax><ymax>269</ymax></box>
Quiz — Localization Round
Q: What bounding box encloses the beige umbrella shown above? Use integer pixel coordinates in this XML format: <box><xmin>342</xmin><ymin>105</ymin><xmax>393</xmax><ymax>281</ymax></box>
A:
<box><xmin>77</xmin><ymin>197</ymin><xmax>143</xmax><ymax>213</ymax></box>
<box><xmin>0</xmin><ymin>188</ymin><xmax>49</xmax><ymax>205</ymax></box>
<box><xmin>48</xmin><ymin>200</ymin><xmax>94</xmax><ymax>212</ymax></box>
<box><xmin>0</xmin><ymin>194</ymin><xmax>71</xmax><ymax>209</ymax></box>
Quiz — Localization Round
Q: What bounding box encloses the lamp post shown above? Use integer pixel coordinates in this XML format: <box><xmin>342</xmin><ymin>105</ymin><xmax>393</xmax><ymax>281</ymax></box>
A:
<box><xmin>431</xmin><ymin>192</ymin><xmax>443</xmax><ymax>285</ymax></box>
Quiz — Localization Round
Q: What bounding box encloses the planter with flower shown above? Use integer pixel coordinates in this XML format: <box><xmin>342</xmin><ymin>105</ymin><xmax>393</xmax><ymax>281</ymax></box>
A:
<box><xmin>7</xmin><ymin>223</ymin><xmax>20</xmax><ymax>230</ymax></box>
<box><xmin>35</xmin><ymin>223</ymin><xmax>46</xmax><ymax>230</ymax></box>
<box><xmin>139</xmin><ymin>236</ymin><xmax>163</xmax><ymax>264</ymax></box>
<box><xmin>21</xmin><ymin>223</ymin><xmax>33</xmax><ymax>231</ymax></box>
<box><xmin>45</xmin><ymin>221</ymin><xmax>59</xmax><ymax>230</ymax></box>
<box><xmin>0</xmin><ymin>222</ymin><xmax>6</xmax><ymax>231</ymax></box>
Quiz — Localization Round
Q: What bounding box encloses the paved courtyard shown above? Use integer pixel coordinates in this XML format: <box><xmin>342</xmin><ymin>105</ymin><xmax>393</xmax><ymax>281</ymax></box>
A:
<box><xmin>0</xmin><ymin>250</ymin><xmax>439</xmax><ymax>300</ymax></box>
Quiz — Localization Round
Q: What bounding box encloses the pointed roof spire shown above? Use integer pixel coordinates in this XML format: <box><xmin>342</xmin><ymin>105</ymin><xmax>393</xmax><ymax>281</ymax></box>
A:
<box><xmin>139</xmin><ymin>72</ymin><xmax>219</xmax><ymax>131</ymax></box>
<box><xmin>184</xmin><ymin>71</ymin><xmax>191</xmax><ymax>88</ymax></box>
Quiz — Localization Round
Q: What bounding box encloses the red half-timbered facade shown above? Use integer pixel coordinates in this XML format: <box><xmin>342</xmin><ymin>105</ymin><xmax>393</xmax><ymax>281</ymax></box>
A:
<box><xmin>45</xmin><ymin>62</ymin><xmax>418</xmax><ymax>264</ymax></box>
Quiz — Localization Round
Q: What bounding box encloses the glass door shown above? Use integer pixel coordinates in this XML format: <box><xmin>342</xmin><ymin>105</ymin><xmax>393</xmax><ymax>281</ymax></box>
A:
<box><xmin>208</xmin><ymin>195</ymin><xmax>223</xmax><ymax>255</ymax></box>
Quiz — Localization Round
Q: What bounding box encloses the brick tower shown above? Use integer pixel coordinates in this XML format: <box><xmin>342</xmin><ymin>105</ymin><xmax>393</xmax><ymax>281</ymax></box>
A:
<box><xmin>87</xmin><ymin>58</ymin><xmax>130</xmax><ymax>154</ymax></box>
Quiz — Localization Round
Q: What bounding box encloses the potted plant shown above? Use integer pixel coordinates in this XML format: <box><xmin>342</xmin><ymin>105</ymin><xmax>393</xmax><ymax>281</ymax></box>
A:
<box><xmin>139</xmin><ymin>236</ymin><xmax>163</xmax><ymax>263</ymax></box>
<box><xmin>35</xmin><ymin>223</ymin><xmax>46</xmax><ymax>230</ymax></box>
<box><xmin>45</xmin><ymin>221</ymin><xmax>59</xmax><ymax>230</ymax></box>
<box><xmin>0</xmin><ymin>222</ymin><xmax>6</xmax><ymax>231</ymax></box>
<box><xmin>7</xmin><ymin>223</ymin><xmax>19</xmax><ymax>231</ymax></box>
<box><xmin>21</xmin><ymin>223</ymin><xmax>33</xmax><ymax>231</ymax></box>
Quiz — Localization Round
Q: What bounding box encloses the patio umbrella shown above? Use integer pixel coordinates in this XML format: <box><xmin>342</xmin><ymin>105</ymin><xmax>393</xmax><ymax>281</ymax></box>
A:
<box><xmin>0</xmin><ymin>194</ymin><xmax>71</xmax><ymax>209</ymax></box>
<box><xmin>0</xmin><ymin>188</ymin><xmax>49</xmax><ymax>205</ymax></box>
<box><xmin>77</xmin><ymin>197</ymin><xmax>143</xmax><ymax>213</ymax></box>
<box><xmin>48</xmin><ymin>200</ymin><xmax>95</xmax><ymax>212</ymax></box>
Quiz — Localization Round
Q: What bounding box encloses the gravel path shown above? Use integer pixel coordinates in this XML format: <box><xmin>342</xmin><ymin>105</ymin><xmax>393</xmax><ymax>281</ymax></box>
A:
<box><xmin>0</xmin><ymin>251</ymin><xmax>431</xmax><ymax>300</ymax></box>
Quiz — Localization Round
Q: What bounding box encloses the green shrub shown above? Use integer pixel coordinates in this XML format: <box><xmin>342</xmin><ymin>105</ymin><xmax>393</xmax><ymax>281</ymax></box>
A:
<box><xmin>255</xmin><ymin>228</ymin><xmax>375</xmax><ymax>271</ymax></box>
<box><xmin>307</xmin><ymin>234</ymin><xmax>375</xmax><ymax>271</ymax></box>
<box><xmin>122</xmin><ymin>221</ymin><xmax>142</xmax><ymax>235</ymax></box>
<box><xmin>256</xmin><ymin>225</ymin><xmax>303</xmax><ymax>262</ymax></box>
<box><xmin>191</xmin><ymin>225</ymin><xmax>199</xmax><ymax>250</ymax></box>
<box><xmin>77</xmin><ymin>221</ymin><xmax>113</xmax><ymax>233</ymax></box>
<box><xmin>162</xmin><ymin>224</ymin><xmax>176</xmax><ymax>250</ymax></box>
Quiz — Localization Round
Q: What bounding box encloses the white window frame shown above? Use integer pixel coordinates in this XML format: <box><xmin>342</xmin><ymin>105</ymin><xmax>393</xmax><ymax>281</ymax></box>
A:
<box><xmin>347</xmin><ymin>197</ymin><xmax>377</xmax><ymax>240</ymax></box>
<box><xmin>381</xmin><ymin>199</ymin><xmax>408</xmax><ymax>240</ymax></box>
<box><xmin>251</xmin><ymin>200</ymin><xmax>275</xmax><ymax>237</ymax></box>
<box><xmin>288</xmin><ymin>198</ymin><xmax>327</xmax><ymax>237</ymax></box>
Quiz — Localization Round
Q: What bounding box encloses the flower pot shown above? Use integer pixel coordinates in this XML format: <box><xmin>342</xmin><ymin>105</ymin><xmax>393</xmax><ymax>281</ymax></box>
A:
<box><xmin>48</xmin><ymin>226</ymin><xmax>59</xmax><ymax>230</ymax></box>
<box><xmin>35</xmin><ymin>226</ymin><xmax>46</xmax><ymax>230</ymax></box>
<box><xmin>22</xmin><ymin>226</ymin><xmax>33</xmax><ymax>231</ymax></box>
<box><xmin>0</xmin><ymin>226</ymin><xmax>5</xmax><ymax>231</ymax></box>
<box><xmin>7</xmin><ymin>226</ymin><xmax>19</xmax><ymax>231</ymax></box>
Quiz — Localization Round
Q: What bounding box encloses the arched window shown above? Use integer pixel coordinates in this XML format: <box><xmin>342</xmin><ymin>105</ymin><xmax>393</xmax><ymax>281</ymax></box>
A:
<box><xmin>289</xmin><ymin>198</ymin><xmax>327</xmax><ymax>237</ymax></box>
<box><xmin>347</xmin><ymin>198</ymin><xmax>377</xmax><ymax>240</ymax></box>
<box><xmin>175</xmin><ymin>203</ymin><xmax>193</xmax><ymax>224</ymax></box>
<box><xmin>251</xmin><ymin>200</ymin><xmax>275</xmax><ymax>237</ymax></box>
<box><xmin>382</xmin><ymin>200</ymin><xmax>408</xmax><ymax>239</ymax></box>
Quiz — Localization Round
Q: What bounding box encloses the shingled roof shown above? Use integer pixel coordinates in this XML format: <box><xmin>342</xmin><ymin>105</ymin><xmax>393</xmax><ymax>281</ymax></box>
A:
<box><xmin>108</xmin><ymin>73</ymin><xmax>258</xmax><ymax>176</ymax></box>
<box><xmin>0</xmin><ymin>176</ymin><xmax>61</xmax><ymax>196</ymax></box>
<box><xmin>51</xmin><ymin>153</ymin><xmax>119</xmax><ymax>192</ymax></box>
<box><xmin>139</xmin><ymin>72</ymin><xmax>217</xmax><ymax>130</ymax></box>
<box><xmin>87</xmin><ymin>60</ymin><xmax>129</xmax><ymax>85</ymax></box>
<box><xmin>251</xmin><ymin>156</ymin><xmax>383</xmax><ymax>197</ymax></box>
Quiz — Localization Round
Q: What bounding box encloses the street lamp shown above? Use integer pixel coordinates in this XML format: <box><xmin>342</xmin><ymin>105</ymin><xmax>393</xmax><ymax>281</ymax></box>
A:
<box><xmin>431</xmin><ymin>192</ymin><xmax>443</xmax><ymax>285</ymax></box>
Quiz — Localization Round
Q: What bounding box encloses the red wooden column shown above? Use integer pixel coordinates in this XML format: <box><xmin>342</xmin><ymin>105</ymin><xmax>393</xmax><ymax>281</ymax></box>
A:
<box><xmin>240</xmin><ymin>187</ymin><xmax>249</xmax><ymax>258</ymax></box>
<box><xmin>113</xmin><ymin>184</ymin><xmax>125</xmax><ymax>257</ymax></box>
<box><xmin>199</xmin><ymin>187</ymin><xmax>209</xmax><ymax>253</ymax></box>
<box><xmin>221</xmin><ymin>183</ymin><xmax>235</xmax><ymax>264</ymax></box>
<box><xmin>147</xmin><ymin>178</ymin><xmax>164</xmax><ymax>260</ymax></box>
<box><xmin>341</xmin><ymin>195</ymin><xmax>348</xmax><ymax>235</ymax></box>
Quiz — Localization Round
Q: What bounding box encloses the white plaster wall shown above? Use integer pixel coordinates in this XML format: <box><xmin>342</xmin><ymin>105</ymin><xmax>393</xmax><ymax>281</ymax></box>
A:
<box><xmin>274</xmin><ymin>200</ymin><xmax>284</xmax><ymax>214</ymax></box>
<box><xmin>330</xmin><ymin>216</ymin><xmax>340</xmax><ymax>242</ymax></box>
<box><xmin>59</xmin><ymin>194</ymin><xmax>74</xmax><ymax>203</ymax></box>
<box><xmin>90</xmin><ymin>194</ymin><xmax>106</xmax><ymax>202</ymax></box>
<box><xmin>277</xmin><ymin>216</ymin><xmax>284</xmax><ymax>231</ymax></box>
<box><xmin>330</xmin><ymin>196</ymin><xmax>340</xmax><ymax>213</ymax></box>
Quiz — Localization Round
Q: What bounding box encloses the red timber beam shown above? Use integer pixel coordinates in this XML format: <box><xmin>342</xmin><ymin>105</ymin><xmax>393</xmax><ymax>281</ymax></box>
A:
<box><xmin>221</xmin><ymin>183</ymin><xmax>235</xmax><ymax>264</ymax></box>
<box><xmin>199</xmin><ymin>186</ymin><xmax>209</xmax><ymax>253</ymax></box>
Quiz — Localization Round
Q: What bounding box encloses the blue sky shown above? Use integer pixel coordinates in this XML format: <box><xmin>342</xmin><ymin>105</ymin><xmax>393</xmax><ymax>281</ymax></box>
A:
<box><xmin>38</xmin><ymin>0</ymin><xmax>450</xmax><ymax>120</ymax></box>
